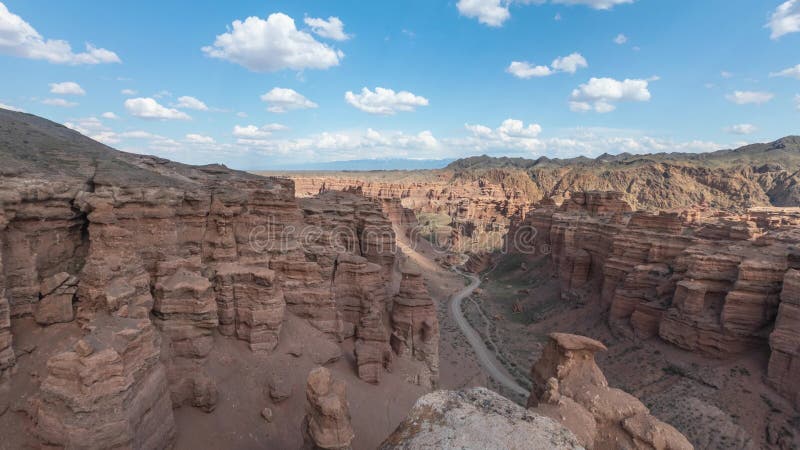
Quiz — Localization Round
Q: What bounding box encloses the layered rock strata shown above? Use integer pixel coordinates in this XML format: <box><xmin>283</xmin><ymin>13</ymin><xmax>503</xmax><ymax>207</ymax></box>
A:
<box><xmin>390</xmin><ymin>266</ymin><xmax>440</xmax><ymax>387</ymax></box>
<box><xmin>508</xmin><ymin>190</ymin><xmax>800</xmax><ymax>406</ymax></box>
<box><xmin>304</xmin><ymin>366</ymin><xmax>355</xmax><ymax>450</ymax></box>
<box><xmin>527</xmin><ymin>333</ymin><xmax>692</xmax><ymax>450</ymax></box>
<box><xmin>35</xmin><ymin>315</ymin><xmax>176</xmax><ymax>449</ymax></box>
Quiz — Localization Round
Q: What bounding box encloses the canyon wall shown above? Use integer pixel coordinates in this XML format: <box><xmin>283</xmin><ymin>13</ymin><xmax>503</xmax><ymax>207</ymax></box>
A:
<box><xmin>0</xmin><ymin>110</ymin><xmax>438</xmax><ymax>446</ymax></box>
<box><xmin>509</xmin><ymin>190</ymin><xmax>800</xmax><ymax>409</ymax></box>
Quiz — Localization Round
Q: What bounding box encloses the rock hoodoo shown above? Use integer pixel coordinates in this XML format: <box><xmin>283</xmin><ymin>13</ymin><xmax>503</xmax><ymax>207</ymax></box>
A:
<box><xmin>527</xmin><ymin>333</ymin><xmax>692</xmax><ymax>450</ymax></box>
<box><xmin>304</xmin><ymin>366</ymin><xmax>355</xmax><ymax>450</ymax></box>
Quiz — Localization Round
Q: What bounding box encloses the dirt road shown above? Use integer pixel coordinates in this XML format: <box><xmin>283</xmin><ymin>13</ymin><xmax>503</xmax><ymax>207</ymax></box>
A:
<box><xmin>448</xmin><ymin>269</ymin><xmax>529</xmax><ymax>397</ymax></box>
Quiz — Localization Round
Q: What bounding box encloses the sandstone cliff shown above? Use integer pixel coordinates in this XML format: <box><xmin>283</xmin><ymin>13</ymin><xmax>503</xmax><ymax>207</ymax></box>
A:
<box><xmin>507</xmin><ymin>189</ymin><xmax>800</xmax><ymax>412</ymax></box>
<box><xmin>0</xmin><ymin>109</ymin><xmax>438</xmax><ymax>446</ymax></box>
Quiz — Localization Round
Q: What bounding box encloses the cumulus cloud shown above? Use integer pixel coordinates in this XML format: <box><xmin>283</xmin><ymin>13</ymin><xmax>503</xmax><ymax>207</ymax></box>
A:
<box><xmin>260</xmin><ymin>88</ymin><xmax>318</xmax><ymax>113</ymax></box>
<box><xmin>185</xmin><ymin>134</ymin><xmax>215</xmax><ymax>144</ymax></box>
<box><xmin>725</xmin><ymin>90</ymin><xmax>774</xmax><ymax>105</ymax></box>
<box><xmin>457</xmin><ymin>0</ymin><xmax>634</xmax><ymax>26</ymax></box>
<box><xmin>456</xmin><ymin>0</ymin><xmax>511</xmax><ymax>27</ymax></box>
<box><xmin>770</xmin><ymin>64</ymin><xmax>800</xmax><ymax>79</ymax></box>
<box><xmin>64</xmin><ymin>117</ymin><xmax>119</xmax><ymax>144</ymax></box>
<box><xmin>569</xmin><ymin>77</ymin><xmax>652</xmax><ymax>113</ymax></box>
<box><xmin>0</xmin><ymin>101</ymin><xmax>23</xmax><ymax>112</ymax></box>
<box><xmin>101</xmin><ymin>112</ymin><xmax>119</xmax><ymax>120</ymax></box>
<box><xmin>49</xmin><ymin>81</ymin><xmax>85</xmax><ymax>95</ymax></box>
<box><xmin>345</xmin><ymin>87</ymin><xmax>429</xmax><ymax>115</ymax></box>
<box><xmin>175</xmin><ymin>95</ymin><xmax>209</xmax><ymax>111</ymax></box>
<box><xmin>232</xmin><ymin>123</ymin><xmax>288</xmax><ymax>138</ymax></box>
<box><xmin>124</xmin><ymin>97</ymin><xmax>191</xmax><ymax>120</ymax></box>
<box><xmin>202</xmin><ymin>12</ymin><xmax>343</xmax><ymax>72</ymax></box>
<box><xmin>613</xmin><ymin>33</ymin><xmax>628</xmax><ymax>44</ymax></box>
<box><xmin>238</xmin><ymin>128</ymin><xmax>442</xmax><ymax>161</ymax></box>
<box><xmin>0</xmin><ymin>2</ymin><xmax>120</xmax><ymax>64</ymax></box>
<box><xmin>460</xmin><ymin>118</ymin><xmax>544</xmax><ymax>151</ymax></box>
<box><xmin>121</xmin><ymin>89</ymin><xmax>137</xmax><ymax>96</ymax></box>
<box><xmin>304</xmin><ymin>16</ymin><xmax>350</xmax><ymax>41</ymax></box>
<box><xmin>725</xmin><ymin>123</ymin><xmax>757</xmax><ymax>135</ymax></box>
<box><xmin>41</xmin><ymin>98</ymin><xmax>77</xmax><ymax>107</ymax></box>
<box><xmin>508</xmin><ymin>52</ymin><xmax>587</xmax><ymax>79</ymax></box>
<box><xmin>767</xmin><ymin>0</ymin><xmax>800</xmax><ymax>40</ymax></box>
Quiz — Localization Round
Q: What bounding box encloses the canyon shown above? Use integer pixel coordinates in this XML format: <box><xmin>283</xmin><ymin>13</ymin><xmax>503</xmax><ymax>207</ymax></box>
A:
<box><xmin>1</xmin><ymin>107</ymin><xmax>799</xmax><ymax>449</ymax></box>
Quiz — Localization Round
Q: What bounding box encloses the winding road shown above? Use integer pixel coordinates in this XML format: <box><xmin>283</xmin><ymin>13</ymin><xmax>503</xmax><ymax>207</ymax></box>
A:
<box><xmin>448</xmin><ymin>269</ymin><xmax>530</xmax><ymax>397</ymax></box>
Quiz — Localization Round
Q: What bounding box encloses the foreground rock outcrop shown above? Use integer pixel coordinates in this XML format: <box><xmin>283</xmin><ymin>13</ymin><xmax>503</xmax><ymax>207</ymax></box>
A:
<box><xmin>304</xmin><ymin>366</ymin><xmax>355</xmax><ymax>450</ymax></box>
<box><xmin>528</xmin><ymin>333</ymin><xmax>692</xmax><ymax>450</ymax></box>
<box><xmin>35</xmin><ymin>315</ymin><xmax>176</xmax><ymax>449</ymax></box>
<box><xmin>381</xmin><ymin>387</ymin><xmax>583</xmax><ymax>450</ymax></box>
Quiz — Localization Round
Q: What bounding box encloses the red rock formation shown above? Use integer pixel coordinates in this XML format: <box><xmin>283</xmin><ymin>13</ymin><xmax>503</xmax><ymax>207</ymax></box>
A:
<box><xmin>528</xmin><ymin>333</ymin><xmax>692</xmax><ymax>450</ymax></box>
<box><xmin>0</xmin><ymin>296</ymin><xmax>12</xmax><ymax>380</ymax></box>
<box><xmin>390</xmin><ymin>266</ymin><xmax>439</xmax><ymax>387</ymax></box>
<box><xmin>768</xmin><ymin>267</ymin><xmax>800</xmax><ymax>410</ymax></box>
<box><xmin>507</xmin><ymin>191</ymin><xmax>800</xmax><ymax>406</ymax></box>
<box><xmin>332</xmin><ymin>253</ymin><xmax>392</xmax><ymax>383</ymax></box>
<box><xmin>35</xmin><ymin>315</ymin><xmax>176</xmax><ymax>449</ymax></box>
<box><xmin>304</xmin><ymin>366</ymin><xmax>355</xmax><ymax>450</ymax></box>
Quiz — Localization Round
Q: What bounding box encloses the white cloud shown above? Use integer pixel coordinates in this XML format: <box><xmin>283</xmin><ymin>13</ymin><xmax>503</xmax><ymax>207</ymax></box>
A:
<box><xmin>0</xmin><ymin>101</ymin><xmax>23</xmax><ymax>112</ymax></box>
<box><xmin>233</xmin><ymin>123</ymin><xmax>288</xmax><ymax>138</ymax></box>
<box><xmin>613</xmin><ymin>33</ymin><xmax>628</xmax><ymax>44</ymax></box>
<box><xmin>202</xmin><ymin>12</ymin><xmax>343</xmax><ymax>72</ymax></box>
<box><xmin>767</xmin><ymin>0</ymin><xmax>800</xmax><ymax>40</ymax></box>
<box><xmin>770</xmin><ymin>64</ymin><xmax>800</xmax><ymax>79</ymax></box>
<box><xmin>569</xmin><ymin>77</ymin><xmax>652</xmax><ymax>113</ymax></box>
<box><xmin>236</xmin><ymin>111</ymin><xmax>248</xmax><ymax>118</ymax></box>
<box><xmin>304</xmin><ymin>16</ymin><xmax>350</xmax><ymax>41</ymax></box>
<box><xmin>124</xmin><ymin>97</ymin><xmax>191</xmax><ymax>120</ymax></box>
<box><xmin>186</xmin><ymin>134</ymin><xmax>215</xmax><ymax>144</ymax></box>
<box><xmin>725</xmin><ymin>90</ymin><xmax>774</xmax><ymax>105</ymax></box>
<box><xmin>49</xmin><ymin>81</ymin><xmax>85</xmax><ymax>95</ymax></box>
<box><xmin>119</xmin><ymin>130</ymin><xmax>161</xmax><ymax>139</ymax></box>
<box><xmin>0</xmin><ymin>2</ymin><xmax>120</xmax><ymax>65</ymax></box>
<box><xmin>101</xmin><ymin>112</ymin><xmax>119</xmax><ymax>120</ymax></box>
<box><xmin>344</xmin><ymin>87</ymin><xmax>429</xmax><ymax>115</ymax></box>
<box><xmin>260</xmin><ymin>88</ymin><xmax>318</xmax><ymax>113</ymax></box>
<box><xmin>456</xmin><ymin>0</ymin><xmax>511</xmax><ymax>27</ymax></box>
<box><xmin>175</xmin><ymin>95</ymin><xmax>209</xmax><ymax>111</ymax></box>
<box><xmin>121</xmin><ymin>89</ymin><xmax>137</xmax><ymax>96</ymax></box>
<box><xmin>460</xmin><ymin>118</ymin><xmax>543</xmax><ymax>151</ymax></box>
<box><xmin>237</xmin><ymin>128</ymin><xmax>442</xmax><ymax>161</ymax></box>
<box><xmin>41</xmin><ymin>98</ymin><xmax>77</xmax><ymax>107</ymax></box>
<box><xmin>457</xmin><ymin>0</ymin><xmax>634</xmax><ymax>26</ymax></box>
<box><xmin>507</xmin><ymin>52</ymin><xmax>587</xmax><ymax>79</ymax></box>
<box><xmin>551</xmin><ymin>53</ymin><xmax>588</xmax><ymax>74</ymax></box>
<box><xmin>507</xmin><ymin>61</ymin><xmax>552</xmax><ymax>78</ymax></box>
<box><xmin>795</xmin><ymin>94</ymin><xmax>800</xmax><ymax>111</ymax></box>
<box><xmin>725</xmin><ymin>123</ymin><xmax>757</xmax><ymax>135</ymax></box>
<box><xmin>721</xmin><ymin>71</ymin><xmax>734</xmax><ymax>79</ymax></box>
<box><xmin>64</xmin><ymin>117</ymin><xmax>119</xmax><ymax>144</ymax></box>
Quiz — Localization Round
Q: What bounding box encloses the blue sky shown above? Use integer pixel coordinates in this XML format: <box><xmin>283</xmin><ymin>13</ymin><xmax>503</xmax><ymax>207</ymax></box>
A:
<box><xmin>1</xmin><ymin>0</ymin><xmax>799</xmax><ymax>169</ymax></box>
